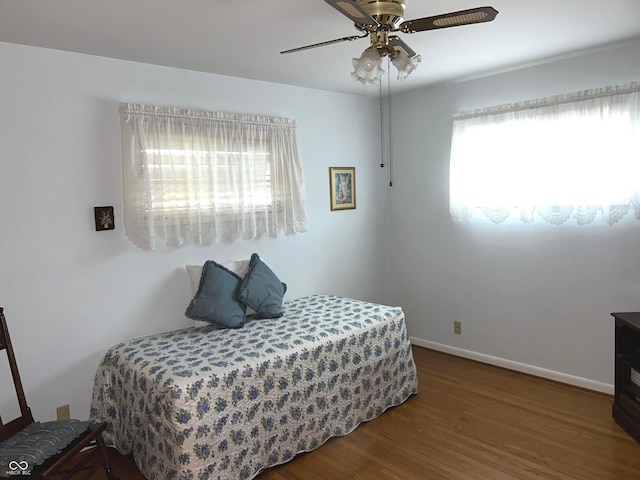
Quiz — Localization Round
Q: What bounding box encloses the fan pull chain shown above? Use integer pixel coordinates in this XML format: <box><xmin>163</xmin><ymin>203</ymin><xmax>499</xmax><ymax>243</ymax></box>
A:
<box><xmin>379</xmin><ymin>79</ymin><xmax>385</xmax><ymax>169</ymax></box>
<box><xmin>387</xmin><ymin>56</ymin><xmax>394</xmax><ymax>187</ymax></box>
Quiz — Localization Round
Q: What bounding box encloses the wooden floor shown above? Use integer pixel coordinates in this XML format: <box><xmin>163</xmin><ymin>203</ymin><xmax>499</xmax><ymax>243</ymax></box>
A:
<box><xmin>95</xmin><ymin>347</ymin><xmax>640</xmax><ymax>480</ymax></box>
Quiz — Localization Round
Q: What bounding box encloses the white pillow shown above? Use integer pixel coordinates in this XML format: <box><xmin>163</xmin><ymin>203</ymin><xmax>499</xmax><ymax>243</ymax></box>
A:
<box><xmin>186</xmin><ymin>260</ymin><xmax>253</xmax><ymax>327</ymax></box>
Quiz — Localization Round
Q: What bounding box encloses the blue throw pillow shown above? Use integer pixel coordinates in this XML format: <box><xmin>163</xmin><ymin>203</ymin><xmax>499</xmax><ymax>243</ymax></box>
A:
<box><xmin>238</xmin><ymin>253</ymin><xmax>287</xmax><ymax>319</ymax></box>
<box><xmin>185</xmin><ymin>261</ymin><xmax>246</xmax><ymax>328</ymax></box>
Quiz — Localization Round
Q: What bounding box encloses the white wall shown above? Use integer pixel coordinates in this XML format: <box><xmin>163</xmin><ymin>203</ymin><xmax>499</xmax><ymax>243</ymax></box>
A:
<box><xmin>0</xmin><ymin>42</ymin><xmax>389</xmax><ymax>421</ymax></box>
<box><xmin>389</xmin><ymin>38</ymin><xmax>640</xmax><ymax>391</ymax></box>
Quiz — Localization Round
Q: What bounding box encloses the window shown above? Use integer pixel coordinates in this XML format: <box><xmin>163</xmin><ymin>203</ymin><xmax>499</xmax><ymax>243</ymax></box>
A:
<box><xmin>143</xmin><ymin>139</ymin><xmax>272</xmax><ymax>214</ymax></box>
<box><xmin>120</xmin><ymin>104</ymin><xmax>307</xmax><ymax>249</ymax></box>
<box><xmin>449</xmin><ymin>82</ymin><xmax>640</xmax><ymax>225</ymax></box>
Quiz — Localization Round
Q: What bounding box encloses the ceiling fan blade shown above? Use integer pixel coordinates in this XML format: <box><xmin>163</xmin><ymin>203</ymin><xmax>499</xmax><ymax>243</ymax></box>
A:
<box><xmin>400</xmin><ymin>6</ymin><xmax>498</xmax><ymax>34</ymax></box>
<box><xmin>281</xmin><ymin>34</ymin><xmax>368</xmax><ymax>54</ymax></box>
<box><xmin>324</xmin><ymin>0</ymin><xmax>379</xmax><ymax>26</ymax></box>
<box><xmin>388</xmin><ymin>36</ymin><xmax>417</xmax><ymax>58</ymax></box>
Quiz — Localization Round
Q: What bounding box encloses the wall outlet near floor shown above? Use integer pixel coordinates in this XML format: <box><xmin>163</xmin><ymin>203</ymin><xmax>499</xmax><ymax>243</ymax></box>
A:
<box><xmin>56</xmin><ymin>404</ymin><xmax>71</xmax><ymax>420</ymax></box>
<box><xmin>454</xmin><ymin>321</ymin><xmax>462</xmax><ymax>335</ymax></box>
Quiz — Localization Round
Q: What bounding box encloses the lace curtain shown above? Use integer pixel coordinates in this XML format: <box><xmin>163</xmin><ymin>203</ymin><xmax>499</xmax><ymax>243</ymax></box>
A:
<box><xmin>120</xmin><ymin>103</ymin><xmax>307</xmax><ymax>249</ymax></box>
<box><xmin>449</xmin><ymin>82</ymin><xmax>640</xmax><ymax>225</ymax></box>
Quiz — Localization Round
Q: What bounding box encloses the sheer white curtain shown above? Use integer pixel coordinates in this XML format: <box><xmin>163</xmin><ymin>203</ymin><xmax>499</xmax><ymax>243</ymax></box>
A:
<box><xmin>450</xmin><ymin>82</ymin><xmax>640</xmax><ymax>225</ymax></box>
<box><xmin>120</xmin><ymin>103</ymin><xmax>307</xmax><ymax>249</ymax></box>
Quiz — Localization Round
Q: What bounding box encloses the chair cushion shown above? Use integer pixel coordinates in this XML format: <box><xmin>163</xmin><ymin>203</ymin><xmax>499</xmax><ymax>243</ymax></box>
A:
<box><xmin>0</xmin><ymin>420</ymin><xmax>90</xmax><ymax>474</ymax></box>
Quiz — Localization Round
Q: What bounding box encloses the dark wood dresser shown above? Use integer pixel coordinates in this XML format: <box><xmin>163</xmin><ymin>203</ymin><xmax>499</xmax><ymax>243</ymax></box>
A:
<box><xmin>612</xmin><ymin>312</ymin><xmax>640</xmax><ymax>443</ymax></box>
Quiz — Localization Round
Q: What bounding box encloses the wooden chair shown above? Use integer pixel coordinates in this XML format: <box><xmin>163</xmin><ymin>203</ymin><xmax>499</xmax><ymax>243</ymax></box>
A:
<box><xmin>0</xmin><ymin>307</ymin><xmax>116</xmax><ymax>479</ymax></box>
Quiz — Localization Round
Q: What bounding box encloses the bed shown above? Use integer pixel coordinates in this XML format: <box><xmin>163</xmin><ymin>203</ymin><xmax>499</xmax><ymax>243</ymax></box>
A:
<box><xmin>90</xmin><ymin>294</ymin><xmax>418</xmax><ymax>480</ymax></box>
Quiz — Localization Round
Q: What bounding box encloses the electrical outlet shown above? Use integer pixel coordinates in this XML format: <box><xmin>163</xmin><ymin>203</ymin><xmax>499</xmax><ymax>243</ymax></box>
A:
<box><xmin>454</xmin><ymin>321</ymin><xmax>462</xmax><ymax>335</ymax></box>
<box><xmin>56</xmin><ymin>404</ymin><xmax>70</xmax><ymax>420</ymax></box>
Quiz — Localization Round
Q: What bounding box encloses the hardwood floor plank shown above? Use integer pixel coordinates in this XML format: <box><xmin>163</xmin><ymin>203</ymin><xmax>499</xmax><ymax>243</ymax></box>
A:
<box><xmin>92</xmin><ymin>346</ymin><xmax>640</xmax><ymax>479</ymax></box>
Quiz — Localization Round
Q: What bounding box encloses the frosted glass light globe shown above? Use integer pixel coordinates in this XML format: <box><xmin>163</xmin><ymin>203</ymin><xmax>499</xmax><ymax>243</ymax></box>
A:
<box><xmin>351</xmin><ymin>47</ymin><xmax>385</xmax><ymax>86</ymax></box>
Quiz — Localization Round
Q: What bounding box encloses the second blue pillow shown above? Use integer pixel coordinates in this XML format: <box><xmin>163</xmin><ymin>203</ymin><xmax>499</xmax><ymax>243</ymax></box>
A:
<box><xmin>238</xmin><ymin>253</ymin><xmax>287</xmax><ymax>319</ymax></box>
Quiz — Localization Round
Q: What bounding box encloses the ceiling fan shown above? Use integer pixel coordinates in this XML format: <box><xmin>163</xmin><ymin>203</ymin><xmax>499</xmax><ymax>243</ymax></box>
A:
<box><xmin>281</xmin><ymin>0</ymin><xmax>498</xmax><ymax>85</ymax></box>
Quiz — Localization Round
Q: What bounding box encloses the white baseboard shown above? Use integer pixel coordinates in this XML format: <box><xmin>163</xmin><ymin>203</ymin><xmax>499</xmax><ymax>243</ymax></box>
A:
<box><xmin>410</xmin><ymin>337</ymin><xmax>614</xmax><ymax>395</ymax></box>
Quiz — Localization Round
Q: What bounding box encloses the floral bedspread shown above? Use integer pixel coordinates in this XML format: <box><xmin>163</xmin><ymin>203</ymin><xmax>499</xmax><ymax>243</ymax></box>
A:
<box><xmin>90</xmin><ymin>295</ymin><xmax>418</xmax><ymax>480</ymax></box>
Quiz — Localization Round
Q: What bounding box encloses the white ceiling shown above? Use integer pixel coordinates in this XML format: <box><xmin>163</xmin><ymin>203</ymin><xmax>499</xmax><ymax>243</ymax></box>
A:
<box><xmin>1</xmin><ymin>0</ymin><xmax>640</xmax><ymax>96</ymax></box>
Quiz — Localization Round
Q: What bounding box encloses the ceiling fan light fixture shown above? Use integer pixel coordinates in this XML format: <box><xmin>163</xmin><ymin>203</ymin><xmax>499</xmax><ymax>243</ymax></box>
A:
<box><xmin>351</xmin><ymin>47</ymin><xmax>385</xmax><ymax>86</ymax></box>
<box><xmin>282</xmin><ymin>2</ymin><xmax>499</xmax><ymax>87</ymax></box>
<box><xmin>392</xmin><ymin>50</ymin><xmax>421</xmax><ymax>80</ymax></box>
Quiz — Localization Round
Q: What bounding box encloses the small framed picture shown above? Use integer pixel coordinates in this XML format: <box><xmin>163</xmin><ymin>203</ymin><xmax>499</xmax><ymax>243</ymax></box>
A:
<box><xmin>329</xmin><ymin>167</ymin><xmax>356</xmax><ymax>211</ymax></box>
<box><xmin>94</xmin><ymin>206</ymin><xmax>115</xmax><ymax>231</ymax></box>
